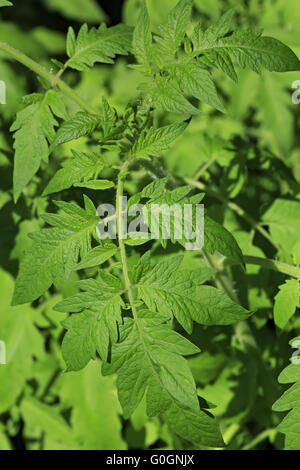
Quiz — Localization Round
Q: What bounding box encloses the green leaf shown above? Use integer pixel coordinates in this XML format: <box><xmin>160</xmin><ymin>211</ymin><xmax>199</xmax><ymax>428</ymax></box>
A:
<box><xmin>102</xmin><ymin>311</ymin><xmax>223</xmax><ymax>447</ymax></box>
<box><xmin>45</xmin><ymin>0</ymin><xmax>106</xmax><ymax>23</ymax></box>
<box><xmin>163</xmin><ymin>402</ymin><xmax>223</xmax><ymax>447</ymax></box>
<box><xmin>132</xmin><ymin>2</ymin><xmax>153</xmax><ymax>74</ymax></box>
<box><xmin>192</xmin><ymin>10</ymin><xmax>300</xmax><ymax>81</ymax></box>
<box><xmin>11</xmin><ymin>91</ymin><xmax>63</xmax><ymax>202</ymax></box>
<box><xmin>139</xmin><ymin>183</ymin><xmax>243</xmax><ymax>264</ymax></box>
<box><xmin>60</xmin><ymin>361</ymin><xmax>126</xmax><ymax>449</ymax></box>
<box><xmin>129</xmin><ymin>177</ymin><xmax>169</xmax><ymax>207</ymax></box>
<box><xmin>262</xmin><ymin>199</ymin><xmax>300</xmax><ymax>258</ymax></box>
<box><xmin>55</xmin><ymin>274</ymin><xmax>123</xmax><ymax>314</ymax></box>
<box><xmin>257</xmin><ymin>74</ymin><xmax>294</xmax><ymax>156</ymax></box>
<box><xmin>74</xmin><ymin>179</ymin><xmax>114</xmax><ymax>190</ymax></box>
<box><xmin>156</xmin><ymin>0</ymin><xmax>193</xmax><ymax>58</ymax></box>
<box><xmin>66</xmin><ymin>23</ymin><xmax>132</xmax><ymax>71</ymax></box>
<box><xmin>149</xmin><ymin>184</ymin><xmax>193</xmax><ymax>205</ymax></box>
<box><xmin>0</xmin><ymin>424</ymin><xmax>11</xmax><ymax>450</ymax></box>
<box><xmin>130</xmin><ymin>183</ymin><xmax>243</xmax><ymax>263</ymax></box>
<box><xmin>204</xmin><ymin>7</ymin><xmax>236</xmax><ymax>38</ymax></box>
<box><xmin>0</xmin><ymin>1</ymin><xmax>12</xmax><ymax>7</ymax></box>
<box><xmin>12</xmin><ymin>198</ymin><xmax>99</xmax><ymax>305</ymax></box>
<box><xmin>134</xmin><ymin>255</ymin><xmax>250</xmax><ymax>333</ymax></box>
<box><xmin>20</xmin><ymin>398</ymin><xmax>77</xmax><ymax>449</ymax></box>
<box><xmin>66</xmin><ymin>26</ymin><xmax>76</xmax><ymax>58</ymax></box>
<box><xmin>130</xmin><ymin>121</ymin><xmax>189</xmax><ymax>159</ymax></box>
<box><xmin>0</xmin><ymin>270</ymin><xmax>43</xmax><ymax>414</ymax></box>
<box><xmin>204</xmin><ymin>216</ymin><xmax>244</xmax><ymax>265</ymax></box>
<box><xmin>174</xmin><ymin>60</ymin><xmax>226</xmax><ymax>112</ymax></box>
<box><xmin>152</xmin><ymin>77</ymin><xmax>200</xmax><ymax>115</ymax></box>
<box><xmin>103</xmin><ymin>315</ymin><xmax>199</xmax><ymax>418</ymax></box>
<box><xmin>274</xmin><ymin>279</ymin><xmax>300</xmax><ymax>329</ymax></box>
<box><xmin>50</xmin><ymin>112</ymin><xmax>101</xmax><ymax>150</ymax></box>
<box><xmin>293</xmin><ymin>240</ymin><xmax>300</xmax><ymax>266</ymax></box>
<box><xmin>56</xmin><ymin>274</ymin><xmax>124</xmax><ymax>365</ymax></box>
<box><xmin>273</xmin><ymin>337</ymin><xmax>300</xmax><ymax>450</ymax></box>
<box><xmin>75</xmin><ymin>243</ymin><xmax>118</xmax><ymax>270</ymax></box>
<box><xmin>144</xmin><ymin>190</ymin><xmax>204</xmax><ymax>249</ymax></box>
<box><xmin>43</xmin><ymin>150</ymin><xmax>106</xmax><ymax>196</ymax></box>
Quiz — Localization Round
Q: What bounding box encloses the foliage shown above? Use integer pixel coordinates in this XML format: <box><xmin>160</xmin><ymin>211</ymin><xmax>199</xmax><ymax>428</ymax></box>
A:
<box><xmin>0</xmin><ymin>0</ymin><xmax>300</xmax><ymax>451</ymax></box>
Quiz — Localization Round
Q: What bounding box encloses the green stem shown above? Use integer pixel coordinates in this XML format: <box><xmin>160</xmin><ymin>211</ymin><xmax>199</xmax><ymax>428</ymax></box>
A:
<box><xmin>243</xmin><ymin>255</ymin><xmax>300</xmax><ymax>279</ymax></box>
<box><xmin>242</xmin><ymin>429</ymin><xmax>275</xmax><ymax>450</ymax></box>
<box><xmin>222</xmin><ymin>423</ymin><xmax>240</xmax><ymax>446</ymax></box>
<box><xmin>116</xmin><ymin>160</ymin><xmax>138</xmax><ymax>320</ymax></box>
<box><xmin>192</xmin><ymin>156</ymin><xmax>217</xmax><ymax>181</ymax></box>
<box><xmin>0</xmin><ymin>41</ymin><xmax>98</xmax><ymax>115</ymax></box>
<box><xmin>203</xmin><ymin>250</ymin><xmax>238</xmax><ymax>302</ymax></box>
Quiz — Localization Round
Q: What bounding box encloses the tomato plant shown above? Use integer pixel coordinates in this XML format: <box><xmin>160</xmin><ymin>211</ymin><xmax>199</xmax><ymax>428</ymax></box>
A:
<box><xmin>0</xmin><ymin>0</ymin><xmax>300</xmax><ymax>451</ymax></box>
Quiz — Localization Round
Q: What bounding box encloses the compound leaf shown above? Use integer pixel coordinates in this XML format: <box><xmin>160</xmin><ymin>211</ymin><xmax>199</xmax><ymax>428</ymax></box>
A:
<box><xmin>12</xmin><ymin>198</ymin><xmax>99</xmax><ymax>305</ymax></box>
<box><xmin>102</xmin><ymin>311</ymin><xmax>224</xmax><ymax>447</ymax></box>
<box><xmin>134</xmin><ymin>255</ymin><xmax>250</xmax><ymax>333</ymax></box>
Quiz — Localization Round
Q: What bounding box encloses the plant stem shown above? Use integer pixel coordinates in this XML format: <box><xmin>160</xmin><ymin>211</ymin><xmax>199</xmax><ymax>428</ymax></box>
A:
<box><xmin>116</xmin><ymin>160</ymin><xmax>138</xmax><ymax>320</ymax></box>
<box><xmin>192</xmin><ymin>156</ymin><xmax>217</xmax><ymax>181</ymax></box>
<box><xmin>203</xmin><ymin>250</ymin><xmax>238</xmax><ymax>302</ymax></box>
<box><xmin>223</xmin><ymin>423</ymin><xmax>241</xmax><ymax>446</ymax></box>
<box><xmin>243</xmin><ymin>255</ymin><xmax>300</xmax><ymax>279</ymax></box>
<box><xmin>0</xmin><ymin>41</ymin><xmax>98</xmax><ymax>115</ymax></box>
<box><xmin>242</xmin><ymin>429</ymin><xmax>275</xmax><ymax>450</ymax></box>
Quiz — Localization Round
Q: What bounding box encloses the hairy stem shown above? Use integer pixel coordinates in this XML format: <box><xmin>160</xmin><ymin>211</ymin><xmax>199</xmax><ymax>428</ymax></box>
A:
<box><xmin>116</xmin><ymin>160</ymin><xmax>138</xmax><ymax>320</ymax></box>
<box><xmin>0</xmin><ymin>41</ymin><xmax>98</xmax><ymax>115</ymax></box>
